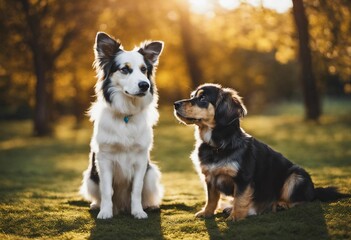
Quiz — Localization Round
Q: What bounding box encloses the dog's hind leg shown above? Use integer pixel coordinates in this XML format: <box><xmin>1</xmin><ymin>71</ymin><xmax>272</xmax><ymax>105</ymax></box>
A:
<box><xmin>80</xmin><ymin>153</ymin><xmax>101</xmax><ymax>209</ymax></box>
<box><xmin>281</xmin><ymin>167</ymin><xmax>314</xmax><ymax>208</ymax></box>
<box><xmin>142</xmin><ymin>162</ymin><xmax>163</xmax><ymax>210</ymax></box>
<box><xmin>80</xmin><ymin>179</ymin><xmax>101</xmax><ymax>209</ymax></box>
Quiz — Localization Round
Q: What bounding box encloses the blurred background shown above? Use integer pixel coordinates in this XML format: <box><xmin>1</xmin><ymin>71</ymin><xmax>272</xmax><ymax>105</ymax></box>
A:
<box><xmin>0</xmin><ymin>0</ymin><xmax>350</xmax><ymax>136</ymax></box>
<box><xmin>1</xmin><ymin>2</ymin><xmax>351</xmax><ymax>238</ymax></box>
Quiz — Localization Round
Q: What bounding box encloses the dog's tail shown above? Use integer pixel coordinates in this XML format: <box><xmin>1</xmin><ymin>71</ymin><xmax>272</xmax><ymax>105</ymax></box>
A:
<box><xmin>314</xmin><ymin>187</ymin><xmax>350</xmax><ymax>202</ymax></box>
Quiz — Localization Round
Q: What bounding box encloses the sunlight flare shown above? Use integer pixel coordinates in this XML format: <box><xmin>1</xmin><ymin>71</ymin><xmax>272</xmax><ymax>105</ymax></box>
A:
<box><xmin>219</xmin><ymin>0</ymin><xmax>241</xmax><ymax>10</ymax></box>
<box><xmin>189</xmin><ymin>0</ymin><xmax>293</xmax><ymax>13</ymax></box>
<box><xmin>189</xmin><ymin>0</ymin><xmax>213</xmax><ymax>14</ymax></box>
<box><xmin>261</xmin><ymin>0</ymin><xmax>293</xmax><ymax>13</ymax></box>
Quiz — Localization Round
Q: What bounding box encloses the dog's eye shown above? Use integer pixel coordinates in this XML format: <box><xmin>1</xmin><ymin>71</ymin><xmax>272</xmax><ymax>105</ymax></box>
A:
<box><xmin>140</xmin><ymin>66</ymin><xmax>147</xmax><ymax>74</ymax></box>
<box><xmin>120</xmin><ymin>67</ymin><xmax>130</xmax><ymax>75</ymax></box>
<box><xmin>199</xmin><ymin>95</ymin><xmax>206</xmax><ymax>102</ymax></box>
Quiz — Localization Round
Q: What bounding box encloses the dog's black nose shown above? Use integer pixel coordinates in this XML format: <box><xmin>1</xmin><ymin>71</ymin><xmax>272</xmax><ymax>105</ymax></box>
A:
<box><xmin>174</xmin><ymin>101</ymin><xmax>182</xmax><ymax>110</ymax></box>
<box><xmin>138</xmin><ymin>81</ymin><xmax>150</xmax><ymax>92</ymax></box>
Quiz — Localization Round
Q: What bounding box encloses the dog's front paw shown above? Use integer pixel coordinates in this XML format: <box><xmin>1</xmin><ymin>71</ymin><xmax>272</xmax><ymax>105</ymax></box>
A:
<box><xmin>132</xmin><ymin>210</ymin><xmax>148</xmax><ymax>219</ymax></box>
<box><xmin>97</xmin><ymin>208</ymin><xmax>113</xmax><ymax>219</ymax></box>
<box><xmin>195</xmin><ymin>210</ymin><xmax>214</xmax><ymax>218</ymax></box>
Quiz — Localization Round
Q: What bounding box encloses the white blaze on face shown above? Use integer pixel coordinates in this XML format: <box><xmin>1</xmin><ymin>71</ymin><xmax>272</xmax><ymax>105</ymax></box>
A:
<box><xmin>111</xmin><ymin>51</ymin><xmax>150</xmax><ymax>96</ymax></box>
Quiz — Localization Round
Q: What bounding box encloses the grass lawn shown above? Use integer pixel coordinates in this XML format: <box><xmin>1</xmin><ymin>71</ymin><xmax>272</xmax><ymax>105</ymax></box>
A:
<box><xmin>0</xmin><ymin>100</ymin><xmax>350</xmax><ymax>240</ymax></box>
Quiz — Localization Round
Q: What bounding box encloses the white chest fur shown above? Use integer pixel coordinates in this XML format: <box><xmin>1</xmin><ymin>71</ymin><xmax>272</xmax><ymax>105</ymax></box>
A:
<box><xmin>90</xmin><ymin>102</ymin><xmax>158</xmax><ymax>153</ymax></box>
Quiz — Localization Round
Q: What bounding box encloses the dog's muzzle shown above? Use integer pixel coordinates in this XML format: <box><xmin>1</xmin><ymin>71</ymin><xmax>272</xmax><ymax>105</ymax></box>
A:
<box><xmin>173</xmin><ymin>100</ymin><xmax>200</xmax><ymax>123</ymax></box>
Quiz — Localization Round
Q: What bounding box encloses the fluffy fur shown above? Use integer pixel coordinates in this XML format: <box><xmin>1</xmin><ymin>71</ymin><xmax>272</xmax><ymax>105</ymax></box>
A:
<box><xmin>80</xmin><ymin>32</ymin><xmax>164</xmax><ymax>219</ymax></box>
<box><xmin>174</xmin><ymin>83</ymin><xmax>349</xmax><ymax>221</ymax></box>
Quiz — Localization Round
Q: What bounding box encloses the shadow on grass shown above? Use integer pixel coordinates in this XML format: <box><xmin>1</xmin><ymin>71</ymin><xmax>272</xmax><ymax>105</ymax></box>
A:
<box><xmin>161</xmin><ymin>202</ymin><xmax>193</xmax><ymax>211</ymax></box>
<box><xmin>204</xmin><ymin>218</ymin><xmax>224</xmax><ymax>240</ymax></box>
<box><xmin>87</xmin><ymin>202</ymin><xmax>194</xmax><ymax>240</ymax></box>
<box><xmin>68</xmin><ymin>200</ymin><xmax>90</xmax><ymax>207</ymax></box>
<box><xmin>88</xmin><ymin>209</ymin><xmax>163</xmax><ymax>240</ymax></box>
<box><xmin>203</xmin><ymin>202</ymin><xmax>330</xmax><ymax>240</ymax></box>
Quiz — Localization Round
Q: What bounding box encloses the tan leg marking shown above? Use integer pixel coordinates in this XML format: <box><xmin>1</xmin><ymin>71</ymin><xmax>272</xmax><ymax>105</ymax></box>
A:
<box><xmin>196</xmin><ymin>182</ymin><xmax>220</xmax><ymax>218</ymax></box>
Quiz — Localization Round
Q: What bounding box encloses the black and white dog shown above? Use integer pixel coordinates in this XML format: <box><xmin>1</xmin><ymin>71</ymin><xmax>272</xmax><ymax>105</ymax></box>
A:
<box><xmin>80</xmin><ymin>32</ymin><xmax>164</xmax><ymax>219</ymax></box>
<box><xmin>174</xmin><ymin>83</ymin><xmax>349</xmax><ymax>221</ymax></box>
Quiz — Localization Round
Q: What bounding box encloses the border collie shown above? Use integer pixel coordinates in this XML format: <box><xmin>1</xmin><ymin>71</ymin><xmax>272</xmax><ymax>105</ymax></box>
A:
<box><xmin>174</xmin><ymin>83</ymin><xmax>349</xmax><ymax>221</ymax></box>
<box><xmin>80</xmin><ymin>32</ymin><xmax>164</xmax><ymax>219</ymax></box>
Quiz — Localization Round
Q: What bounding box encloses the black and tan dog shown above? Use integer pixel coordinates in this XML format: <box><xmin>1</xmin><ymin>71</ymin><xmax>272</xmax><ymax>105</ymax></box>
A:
<box><xmin>174</xmin><ymin>83</ymin><xmax>349</xmax><ymax>221</ymax></box>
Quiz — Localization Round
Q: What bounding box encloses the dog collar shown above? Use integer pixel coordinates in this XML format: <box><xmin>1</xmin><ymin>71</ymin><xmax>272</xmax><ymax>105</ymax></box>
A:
<box><xmin>203</xmin><ymin>139</ymin><xmax>222</xmax><ymax>152</ymax></box>
<box><xmin>123</xmin><ymin>115</ymin><xmax>132</xmax><ymax>123</ymax></box>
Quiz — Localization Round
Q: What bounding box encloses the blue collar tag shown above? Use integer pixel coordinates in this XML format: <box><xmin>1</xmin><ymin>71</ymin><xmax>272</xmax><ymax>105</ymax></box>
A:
<box><xmin>123</xmin><ymin>116</ymin><xmax>130</xmax><ymax>123</ymax></box>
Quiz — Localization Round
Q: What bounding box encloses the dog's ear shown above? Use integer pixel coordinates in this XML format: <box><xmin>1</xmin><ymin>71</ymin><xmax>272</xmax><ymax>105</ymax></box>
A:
<box><xmin>215</xmin><ymin>89</ymin><xmax>247</xmax><ymax>126</ymax></box>
<box><xmin>94</xmin><ymin>32</ymin><xmax>122</xmax><ymax>74</ymax></box>
<box><xmin>138</xmin><ymin>41</ymin><xmax>164</xmax><ymax>65</ymax></box>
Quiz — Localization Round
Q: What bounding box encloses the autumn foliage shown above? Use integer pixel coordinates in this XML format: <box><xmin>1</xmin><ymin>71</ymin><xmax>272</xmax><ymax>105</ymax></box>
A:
<box><xmin>0</xmin><ymin>0</ymin><xmax>350</xmax><ymax>135</ymax></box>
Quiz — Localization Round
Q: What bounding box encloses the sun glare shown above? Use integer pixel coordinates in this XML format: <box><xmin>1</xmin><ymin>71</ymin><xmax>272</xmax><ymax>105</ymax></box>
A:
<box><xmin>190</xmin><ymin>0</ymin><xmax>293</xmax><ymax>14</ymax></box>
<box><xmin>261</xmin><ymin>0</ymin><xmax>293</xmax><ymax>13</ymax></box>
<box><xmin>189</xmin><ymin>0</ymin><xmax>213</xmax><ymax>15</ymax></box>
<box><xmin>219</xmin><ymin>0</ymin><xmax>241</xmax><ymax>10</ymax></box>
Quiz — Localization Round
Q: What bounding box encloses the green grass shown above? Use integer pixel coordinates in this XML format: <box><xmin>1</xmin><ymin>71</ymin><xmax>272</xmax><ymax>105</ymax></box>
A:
<box><xmin>0</xmin><ymin>100</ymin><xmax>350</xmax><ymax>240</ymax></box>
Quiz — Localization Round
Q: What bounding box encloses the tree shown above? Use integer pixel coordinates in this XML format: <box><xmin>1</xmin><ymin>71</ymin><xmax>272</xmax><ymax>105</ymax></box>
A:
<box><xmin>305</xmin><ymin>0</ymin><xmax>351</xmax><ymax>93</ymax></box>
<box><xmin>1</xmin><ymin>0</ymin><xmax>99</xmax><ymax>136</ymax></box>
<box><xmin>292</xmin><ymin>0</ymin><xmax>321</xmax><ymax>120</ymax></box>
<box><xmin>178</xmin><ymin>4</ymin><xmax>204</xmax><ymax>89</ymax></box>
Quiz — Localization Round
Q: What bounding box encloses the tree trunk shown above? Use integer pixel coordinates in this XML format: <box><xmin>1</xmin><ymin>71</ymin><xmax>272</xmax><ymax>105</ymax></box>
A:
<box><xmin>178</xmin><ymin>6</ymin><xmax>203</xmax><ymax>89</ymax></box>
<box><xmin>32</xmin><ymin>46</ymin><xmax>52</xmax><ymax>136</ymax></box>
<box><xmin>292</xmin><ymin>0</ymin><xmax>321</xmax><ymax>120</ymax></box>
<box><xmin>20</xmin><ymin>0</ymin><xmax>54</xmax><ymax>136</ymax></box>
<box><xmin>72</xmin><ymin>73</ymin><xmax>85</xmax><ymax>128</ymax></box>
